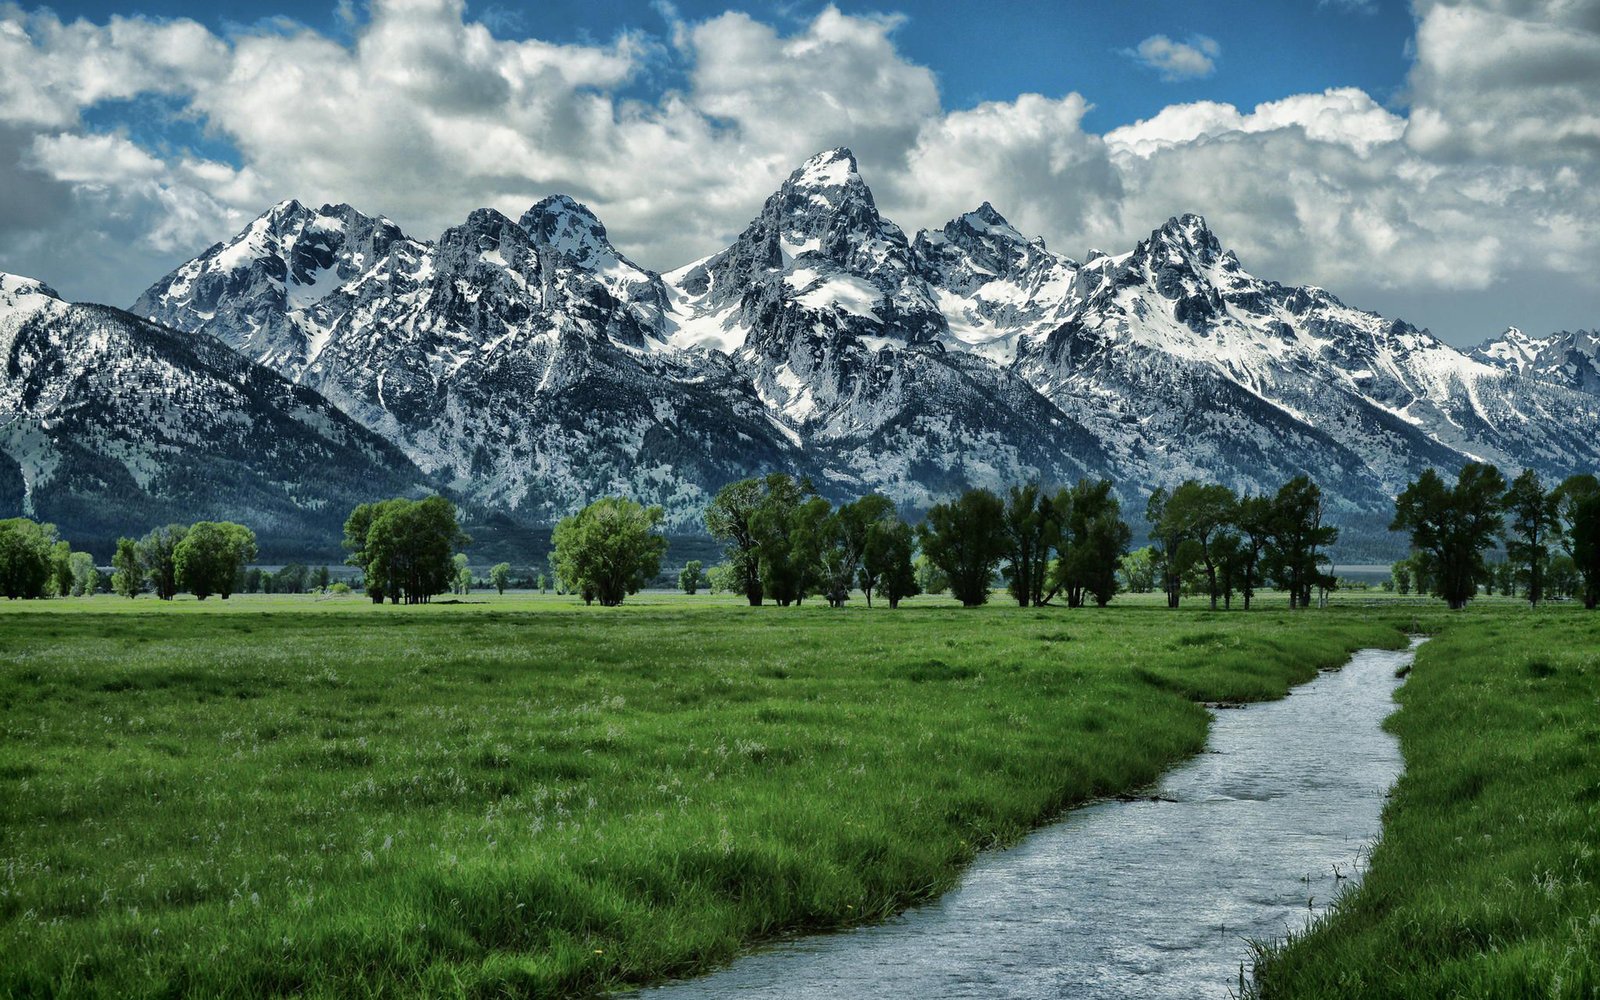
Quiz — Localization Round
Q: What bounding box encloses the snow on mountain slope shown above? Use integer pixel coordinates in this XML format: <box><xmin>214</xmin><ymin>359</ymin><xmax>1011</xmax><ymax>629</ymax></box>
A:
<box><xmin>1</xmin><ymin>271</ymin><xmax>430</xmax><ymax>554</ymax></box>
<box><xmin>131</xmin><ymin>200</ymin><xmax>423</xmax><ymax>373</ymax></box>
<box><xmin>913</xmin><ymin>202</ymin><xmax>1082</xmax><ymax>363</ymax></box>
<box><xmin>1473</xmin><ymin>327</ymin><xmax>1600</xmax><ymax>396</ymax></box>
<box><xmin>664</xmin><ymin>148</ymin><xmax>944</xmax><ymax>364</ymax></box>
<box><xmin>0</xmin><ymin>272</ymin><xmax>64</xmax><ymax>326</ymax></box>
<box><xmin>130</xmin><ymin>199</ymin><xmax>810</xmax><ymax>526</ymax></box>
<box><xmin>657</xmin><ymin>148</ymin><xmax>1107</xmax><ymax>493</ymax></box>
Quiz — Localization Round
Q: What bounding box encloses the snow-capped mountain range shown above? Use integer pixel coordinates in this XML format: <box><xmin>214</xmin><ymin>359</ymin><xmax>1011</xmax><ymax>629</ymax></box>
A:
<box><xmin>0</xmin><ymin>273</ymin><xmax>427</xmax><ymax>555</ymax></box>
<box><xmin>1471</xmin><ymin>327</ymin><xmax>1600</xmax><ymax>397</ymax></box>
<box><xmin>5</xmin><ymin>147</ymin><xmax>1597</xmax><ymax>555</ymax></box>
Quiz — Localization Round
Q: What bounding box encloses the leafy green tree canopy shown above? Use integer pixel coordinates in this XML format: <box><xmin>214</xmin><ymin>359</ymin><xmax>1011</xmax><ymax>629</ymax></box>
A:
<box><xmin>174</xmin><ymin>522</ymin><xmax>257</xmax><ymax>600</ymax></box>
<box><xmin>0</xmin><ymin>518</ymin><xmax>60</xmax><ymax>600</ymax></box>
<box><xmin>552</xmin><ymin>496</ymin><xmax>669</xmax><ymax>607</ymax></box>
<box><xmin>1502</xmin><ymin>468</ymin><xmax>1560</xmax><ymax>607</ymax></box>
<box><xmin>137</xmin><ymin>524</ymin><xmax>188</xmax><ymax>601</ymax></box>
<box><xmin>1392</xmin><ymin>464</ymin><xmax>1506</xmax><ymax>610</ymax></box>
<box><xmin>68</xmin><ymin>550</ymin><xmax>98</xmax><ymax>597</ymax></box>
<box><xmin>112</xmin><ymin>537</ymin><xmax>142</xmax><ymax>598</ymax></box>
<box><xmin>344</xmin><ymin>496</ymin><xmax>470</xmax><ymax>605</ymax></box>
<box><xmin>706</xmin><ymin>473</ymin><xmax>814</xmax><ymax>606</ymax></box>
<box><xmin>918</xmin><ymin>488</ymin><xmax>1006</xmax><ymax>607</ymax></box>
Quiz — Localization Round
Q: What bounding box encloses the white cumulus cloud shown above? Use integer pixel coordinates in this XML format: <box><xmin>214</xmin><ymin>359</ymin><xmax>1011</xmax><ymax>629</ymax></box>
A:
<box><xmin>1127</xmin><ymin>34</ymin><xmax>1221</xmax><ymax>82</ymax></box>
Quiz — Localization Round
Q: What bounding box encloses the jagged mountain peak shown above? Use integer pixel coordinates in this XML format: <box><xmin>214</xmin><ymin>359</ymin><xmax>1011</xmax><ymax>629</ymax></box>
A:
<box><xmin>789</xmin><ymin>146</ymin><xmax>861</xmax><ymax>189</ymax></box>
<box><xmin>1145</xmin><ymin>213</ymin><xmax>1225</xmax><ymax>260</ymax></box>
<box><xmin>769</xmin><ymin>147</ymin><xmax>881</xmax><ymax>237</ymax></box>
<box><xmin>263</xmin><ymin>197</ymin><xmax>306</xmax><ymax>223</ymax></box>
<box><xmin>1472</xmin><ymin>325</ymin><xmax>1600</xmax><ymax>395</ymax></box>
<box><xmin>947</xmin><ymin>202</ymin><xmax>1027</xmax><ymax>245</ymax></box>
<box><xmin>518</xmin><ymin>194</ymin><xmax>646</xmax><ymax>275</ymax></box>
<box><xmin>1477</xmin><ymin>325</ymin><xmax>1532</xmax><ymax>354</ymax></box>
<box><xmin>521</xmin><ymin>194</ymin><xmax>606</xmax><ymax>241</ymax></box>
<box><xmin>448</xmin><ymin>206</ymin><xmax>526</xmax><ymax>242</ymax></box>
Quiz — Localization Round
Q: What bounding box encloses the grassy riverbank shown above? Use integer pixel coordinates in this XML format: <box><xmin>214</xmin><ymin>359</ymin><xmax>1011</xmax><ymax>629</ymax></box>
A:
<box><xmin>0</xmin><ymin>596</ymin><xmax>1406</xmax><ymax>998</ymax></box>
<box><xmin>1253</xmin><ymin>609</ymin><xmax>1600</xmax><ymax>998</ymax></box>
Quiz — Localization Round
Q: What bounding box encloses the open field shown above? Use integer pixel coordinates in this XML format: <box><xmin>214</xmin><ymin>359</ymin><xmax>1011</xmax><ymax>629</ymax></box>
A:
<box><xmin>0</xmin><ymin>594</ymin><xmax>1590</xmax><ymax>998</ymax></box>
<box><xmin>1250</xmin><ymin>610</ymin><xmax>1600</xmax><ymax>998</ymax></box>
<box><xmin>0</xmin><ymin>594</ymin><xmax>1407</xmax><ymax>997</ymax></box>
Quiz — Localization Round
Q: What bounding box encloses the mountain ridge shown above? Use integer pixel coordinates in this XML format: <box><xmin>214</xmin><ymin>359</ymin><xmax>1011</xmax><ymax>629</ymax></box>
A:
<box><xmin>26</xmin><ymin>146</ymin><xmax>1600</xmax><ymax>557</ymax></box>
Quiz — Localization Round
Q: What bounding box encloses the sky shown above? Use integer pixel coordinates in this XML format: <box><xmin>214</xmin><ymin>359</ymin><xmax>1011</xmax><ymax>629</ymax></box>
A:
<box><xmin>0</xmin><ymin>0</ymin><xmax>1596</xmax><ymax>345</ymax></box>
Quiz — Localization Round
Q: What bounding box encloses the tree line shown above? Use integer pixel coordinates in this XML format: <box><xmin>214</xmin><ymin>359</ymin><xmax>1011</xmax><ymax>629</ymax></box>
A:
<box><xmin>1391</xmin><ymin>465</ymin><xmax>1600</xmax><ymax>609</ymax></box>
<box><xmin>688</xmin><ymin>472</ymin><xmax>1339</xmax><ymax>610</ymax></box>
<box><xmin>0</xmin><ymin>518</ymin><xmax>99</xmax><ymax>599</ymax></box>
<box><xmin>8</xmin><ymin>465</ymin><xmax>1598</xmax><ymax>612</ymax></box>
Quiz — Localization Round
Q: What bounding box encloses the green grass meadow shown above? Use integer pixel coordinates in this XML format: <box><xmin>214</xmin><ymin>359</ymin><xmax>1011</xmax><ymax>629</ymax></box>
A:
<box><xmin>0</xmin><ymin>591</ymin><xmax>1593</xmax><ymax>997</ymax></box>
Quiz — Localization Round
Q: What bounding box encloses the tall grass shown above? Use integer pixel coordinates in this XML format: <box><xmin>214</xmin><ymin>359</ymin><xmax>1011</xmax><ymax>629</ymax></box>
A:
<box><xmin>1250</xmin><ymin>609</ymin><xmax>1600</xmax><ymax>998</ymax></box>
<box><xmin>0</xmin><ymin>597</ymin><xmax>1406</xmax><ymax>997</ymax></box>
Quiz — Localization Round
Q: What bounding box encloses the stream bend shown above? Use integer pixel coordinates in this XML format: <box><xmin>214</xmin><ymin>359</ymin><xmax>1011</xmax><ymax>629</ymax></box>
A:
<box><xmin>640</xmin><ymin>640</ymin><xmax>1422</xmax><ymax>1000</ymax></box>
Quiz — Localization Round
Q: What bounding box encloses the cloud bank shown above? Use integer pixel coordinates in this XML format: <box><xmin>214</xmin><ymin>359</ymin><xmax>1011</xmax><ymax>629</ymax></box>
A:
<box><xmin>0</xmin><ymin>0</ymin><xmax>1597</xmax><ymax>342</ymax></box>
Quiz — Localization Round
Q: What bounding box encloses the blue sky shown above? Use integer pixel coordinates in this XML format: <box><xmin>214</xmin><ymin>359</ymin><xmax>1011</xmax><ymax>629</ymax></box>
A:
<box><xmin>60</xmin><ymin>0</ymin><xmax>1422</xmax><ymax>143</ymax></box>
<box><xmin>1</xmin><ymin>0</ymin><xmax>1596</xmax><ymax>344</ymax></box>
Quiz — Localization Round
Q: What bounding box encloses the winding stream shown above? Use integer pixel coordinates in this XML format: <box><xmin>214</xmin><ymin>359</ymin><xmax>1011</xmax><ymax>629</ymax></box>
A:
<box><xmin>641</xmin><ymin>640</ymin><xmax>1421</xmax><ymax>999</ymax></box>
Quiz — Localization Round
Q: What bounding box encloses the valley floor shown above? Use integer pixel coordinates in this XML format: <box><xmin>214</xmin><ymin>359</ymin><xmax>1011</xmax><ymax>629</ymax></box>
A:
<box><xmin>0</xmin><ymin>594</ymin><xmax>1591</xmax><ymax>997</ymax></box>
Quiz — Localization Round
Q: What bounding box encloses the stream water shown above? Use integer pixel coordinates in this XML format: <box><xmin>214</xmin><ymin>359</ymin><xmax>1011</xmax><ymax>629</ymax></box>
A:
<box><xmin>640</xmin><ymin>640</ymin><xmax>1421</xmax><ymax>999</ymax></box>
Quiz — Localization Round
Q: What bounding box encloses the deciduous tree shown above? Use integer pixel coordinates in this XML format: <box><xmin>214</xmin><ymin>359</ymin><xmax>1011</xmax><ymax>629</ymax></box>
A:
<box><xmin>1155</xmin><ymin>481</ymin><xmax>1237</xmax><ymax>610</ymax></box>
<box><xmin>818</xmin><ymin>495</ymin><xmax>893</xmax><ymax>607</ymax></box>
<box><xmin>1266</xmin><ymin>476</ymin><xmax>1338</xmax><ymax>609</ymax></box>
<box><xmin>345</xmin><ymin>496</ymin><xmax>470</xmax><ymax>604</ymax></box>
<box><xmin>174</xmin><ymin>522</ymin><xmax>257</xmax><ymax>600</ymax></box>
<box><xmin>1048</xmin><ymin>479</ymin><xmax>1130</xmax><ymax>607</ymax></box>
<box><xmin>0</xmin><ymin>518</ymin><xmax>58</xmax><ymax>600</ymax></box>
<box><xmin>1570</xmin><ymin>490</ymin><xmax>1600</xmax><ymax>610</ymax></box>
<box><xmin>553</xmin><ymin>497</ymin><xmax>668</xmax><ymax>607</ymax></box>
<box><xmin>69</xmin><ymin>550</ymin><xmax>98</xmax><ymax>597</ymax></box>
<box><xmin>706</xmin><ymin>474</ymin><xmax>812</xmax><ymax>606</ymax></box>
<box><xmin>1001</xmin><ymin>483</ymin><xmax>1055</xmax><ymax>607</ymax></box>
<box><xmin>1503</xmin><ymin>468</ymin><xmax>1560</xmax><ymax>607</ymax></box>
<box><xmin>137</xmin><ymin>524</ymin><xmax>187</xmax><ymax>601</ymax></box>
<box><xmin>918</xmin><ymin>489</ymin><xmax>1006</xmax><ymax>607</ymax></box>
<box><xmin>112</xmin><ymin>537</ymin><xmax>142</xmax><ymax>598</ymax></box>
<box><xmin>866</xmin><ymin>519</ymin><xmax>920</xmax><ymax>608</ymax></box>
<box><xmin>1392</xmin><ymin>464</ymin><xmax>1506</xmax><ymax>610</ymax></box>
